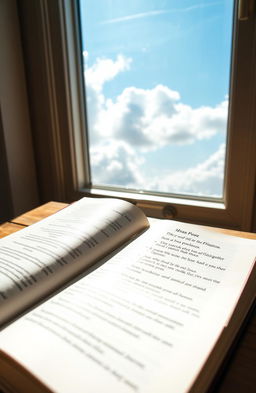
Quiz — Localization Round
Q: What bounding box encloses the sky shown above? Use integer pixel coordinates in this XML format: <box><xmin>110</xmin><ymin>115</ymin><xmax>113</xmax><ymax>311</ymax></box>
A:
<box><xmin>79</xmin><ymin>0</ymin><xmax>233</xmax><ymax>198</ymax></box>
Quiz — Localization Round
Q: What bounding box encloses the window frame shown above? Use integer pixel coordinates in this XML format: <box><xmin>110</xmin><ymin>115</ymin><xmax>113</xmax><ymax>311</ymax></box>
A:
<box><xmin>18</xmin><ymin>0</ymin><xmax>256</xmax><ymax>231</ymax></box>
<box><xmin>0</xmin><ymin>0</ymin><xmax>39</xmax><ymax>219</ymax></box>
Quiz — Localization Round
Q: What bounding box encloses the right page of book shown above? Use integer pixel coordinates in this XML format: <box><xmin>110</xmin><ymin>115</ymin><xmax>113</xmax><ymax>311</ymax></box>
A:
<box><xmin>0</xmin><ymin>219</ymin><xmax>255</xmax><ymax>393</ymax></box>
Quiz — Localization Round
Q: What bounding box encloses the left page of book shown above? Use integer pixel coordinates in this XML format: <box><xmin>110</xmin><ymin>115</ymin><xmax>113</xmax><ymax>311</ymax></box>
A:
<box><xmin>0</xmin><ymin>197</ymin><xmax>149</xmax><ymax>327</ymax></box>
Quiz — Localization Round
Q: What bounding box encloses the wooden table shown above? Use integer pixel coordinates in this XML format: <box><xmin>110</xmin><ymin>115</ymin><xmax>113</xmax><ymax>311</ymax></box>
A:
<box><xmin>0</xmin><ymin>202</ymin><xmax>255</xmax><ymax>393</ymax></box>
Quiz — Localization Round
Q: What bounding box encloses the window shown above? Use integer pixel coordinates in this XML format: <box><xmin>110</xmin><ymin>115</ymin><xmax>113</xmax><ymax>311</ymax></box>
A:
<box><xmin>79</xmin><ymin>0</ymin><xmax>232</xmax><ymax>201</ymax></box>
<box><xmin>18</xmin><ymin>0</ymin><xmax>256</xmax><ymax>231</ymax></box>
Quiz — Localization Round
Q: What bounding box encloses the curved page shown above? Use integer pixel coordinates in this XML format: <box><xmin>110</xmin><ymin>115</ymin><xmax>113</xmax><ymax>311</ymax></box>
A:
<box><xmin>0</xmin><ymin>197</ymin><xmax>149</xmax><ymax>326</ymax></box>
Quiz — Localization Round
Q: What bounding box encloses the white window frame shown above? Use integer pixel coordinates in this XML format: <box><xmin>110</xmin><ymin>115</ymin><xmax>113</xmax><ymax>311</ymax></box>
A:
<box><xmin>18</xmin><ymin>0</ymin><xmax>256</xmax><ymax>231</ymax></box>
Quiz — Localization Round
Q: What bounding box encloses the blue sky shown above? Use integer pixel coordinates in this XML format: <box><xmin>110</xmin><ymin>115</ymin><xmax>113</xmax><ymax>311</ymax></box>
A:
<box><xmin>79</xmin><ymin>0</ymin><xmax>233</xmax><ymax>197</ymax></box>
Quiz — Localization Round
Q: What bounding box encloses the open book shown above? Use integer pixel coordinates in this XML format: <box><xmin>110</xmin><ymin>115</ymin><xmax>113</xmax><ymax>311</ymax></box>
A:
<box><xmin>0</xmin><ymin>197</ymin><xmax>255</xmax><ymax>393</ymax></box>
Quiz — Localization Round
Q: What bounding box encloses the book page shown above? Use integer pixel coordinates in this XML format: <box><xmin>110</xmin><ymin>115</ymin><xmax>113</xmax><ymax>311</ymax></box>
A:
<box><xmin>0</xmin><ymin>198</ymin><xmax>149</xmax><ymax>327</ymax></box>
<box><xmin>0</xmin><ymin>219</ymin><xmax>255</xmax><ymax>393</ymax></box>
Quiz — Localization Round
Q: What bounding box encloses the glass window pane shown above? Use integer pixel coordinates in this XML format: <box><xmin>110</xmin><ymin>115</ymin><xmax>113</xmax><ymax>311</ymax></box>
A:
<box><xmin>79</xmin><ymin>0</ymin><xmax>233</xmax><ymax>199</ymax></box>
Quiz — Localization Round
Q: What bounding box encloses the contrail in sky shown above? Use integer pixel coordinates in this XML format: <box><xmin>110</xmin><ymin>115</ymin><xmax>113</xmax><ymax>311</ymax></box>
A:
<box><xmin>100</xmin><ymin>1</ymin><xmax>222</xmax><ymax>25</ymax></box>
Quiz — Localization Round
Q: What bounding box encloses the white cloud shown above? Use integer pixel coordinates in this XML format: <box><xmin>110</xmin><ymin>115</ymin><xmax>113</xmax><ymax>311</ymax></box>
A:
<box><xmin>147</xmin><ymin>144</ymin><xmax>226</xmax><ymax>197</ymax></box>
<box><xmin>85</xmin><ymin>54</ymin><xmax>132</xmax><ymax>144</ymax></box>
<box><xmin>85</xmin><ymin>54</ymin><xmax>132</xmax><ymax>92</ymax></box>
<box><xmin>90</xmin><ymin>141</ymin><xmax>144</xmax><ymax>187</ymax></box>
<box><xmin>84</xmin><ymin>55</ymin><xmax>228</xmax><ymax>196</ymax></box>
<box><xmin>93</xmin><ymin>83</ymin><xmax>227</xmax><ymax>150</ymax></box>
<box><xmin>90</xmin><ymin>141</ymin><xmax>225</xmax><ymax>197</ymax></box>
